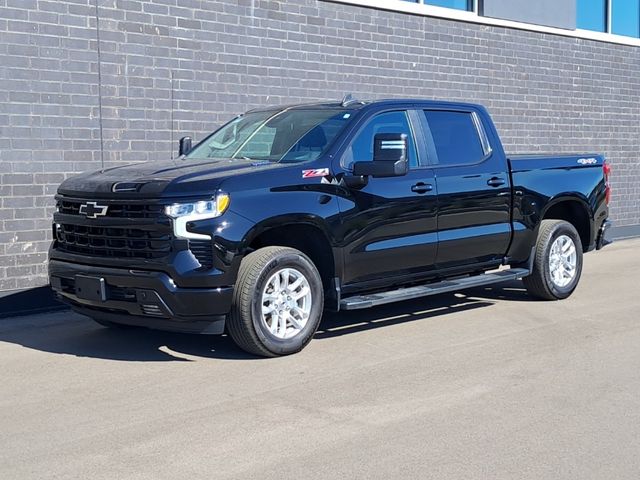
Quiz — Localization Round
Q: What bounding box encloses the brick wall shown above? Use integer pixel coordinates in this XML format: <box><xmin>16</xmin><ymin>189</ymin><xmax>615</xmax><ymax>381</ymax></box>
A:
<box><xmin>0</xmin><ymin>0</ymin><xmax>639</xmax><ymax>292</ymax></box>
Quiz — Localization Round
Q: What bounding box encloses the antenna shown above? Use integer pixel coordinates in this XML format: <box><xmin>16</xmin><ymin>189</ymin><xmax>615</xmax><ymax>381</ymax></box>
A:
<box><xmin>341</xmin><ymin>93</ymin><xmax>363</xmax><ymax>107</ymax></box>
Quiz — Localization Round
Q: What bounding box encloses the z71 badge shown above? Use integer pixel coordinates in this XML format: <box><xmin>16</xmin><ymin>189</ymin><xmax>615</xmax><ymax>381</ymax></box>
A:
<box><xmin>301</xmin><ymin>168</ymin><xmax>330</xmax><ymax>178</ymax></box>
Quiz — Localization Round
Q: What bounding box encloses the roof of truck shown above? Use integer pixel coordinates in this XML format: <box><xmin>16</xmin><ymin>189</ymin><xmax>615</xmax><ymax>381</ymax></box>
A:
<box><xmin>246</xmin><ymin>98</ymin><xmax>483</xmax><ymax>113</ymax></box>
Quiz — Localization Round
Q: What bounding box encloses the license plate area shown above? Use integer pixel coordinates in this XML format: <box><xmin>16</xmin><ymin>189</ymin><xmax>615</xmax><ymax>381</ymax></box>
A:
<box><xmin>75</xmin><ymin>275</ymin><xmax>107</xmax><ymax>302</ymax></box>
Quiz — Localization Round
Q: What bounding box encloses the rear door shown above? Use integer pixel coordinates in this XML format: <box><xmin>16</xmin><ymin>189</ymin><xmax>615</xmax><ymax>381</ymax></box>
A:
<box><xmin>336</xmin><ymin>108</ymin><xmax>438</xmax><ymax>287</ymax></box>
<box><xmin>420</xmin><ymin>107</ymin><xmax>512</xmax><ymax>269</ymax></box>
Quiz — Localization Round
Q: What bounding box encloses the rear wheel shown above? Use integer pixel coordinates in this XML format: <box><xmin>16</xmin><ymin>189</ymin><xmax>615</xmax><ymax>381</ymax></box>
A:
<box><xmin>227</xmin><ymin>246</ymin><xmax>324</xmax><ymax>357</ymax></box>
<box><xmin>523</xmin><ymin>219</ymin><xmax>583</xmax><ymax>300</ymax></box>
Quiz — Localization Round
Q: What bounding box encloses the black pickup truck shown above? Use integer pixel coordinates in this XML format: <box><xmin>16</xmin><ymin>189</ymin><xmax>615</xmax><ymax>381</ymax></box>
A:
<box><xmin>49</xmin><ymin>98</ymin><xmax>612</xmax><ymax>356</ymax></box>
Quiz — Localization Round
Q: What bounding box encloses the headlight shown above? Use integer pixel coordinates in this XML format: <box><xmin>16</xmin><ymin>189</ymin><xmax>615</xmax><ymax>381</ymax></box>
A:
<box><xmin>165</xmin><ymin>193</ymin><xmax>230</xmax><ymax>240</ymax></box>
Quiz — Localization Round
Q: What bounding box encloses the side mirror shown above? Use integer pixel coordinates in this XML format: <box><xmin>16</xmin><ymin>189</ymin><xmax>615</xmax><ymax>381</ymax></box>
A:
<box><xmin>178</xmin><ymin>136</ymin><xmax>192</xmax><ymax>156</ymax></box>
<box><xmin>352</xmin><ymin>133</ymin><xmax>409</xmax><ymax>178</ymax></box>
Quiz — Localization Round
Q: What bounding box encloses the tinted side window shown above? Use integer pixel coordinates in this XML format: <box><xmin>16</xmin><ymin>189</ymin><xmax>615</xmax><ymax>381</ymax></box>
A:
<box><xmin>423</xmin><ymin>110</ymin><xmax>485</xmax><ymax>166</ymax></box>
<box><xmin>344</xmin><ymin>111</ymin><xmax>418</xmax><ymax>168</ymax></box>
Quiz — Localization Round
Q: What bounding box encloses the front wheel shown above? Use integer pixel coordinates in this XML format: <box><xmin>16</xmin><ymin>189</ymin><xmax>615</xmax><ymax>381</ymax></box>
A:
<box><xmin>227</xmin><ymin>246</ymin><xmax>324</xmax><ymax>357</ymax></box>
<box><xmin>523</xmin><ymin>219</ymin><xmax>583</xmax><ymax>300</ymax></box>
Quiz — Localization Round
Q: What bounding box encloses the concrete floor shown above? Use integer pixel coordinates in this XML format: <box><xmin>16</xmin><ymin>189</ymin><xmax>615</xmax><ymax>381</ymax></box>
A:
<box><xmin>1</xmin><ymin>238</ymin><xmax>639</xmax><ymax>480</ymax></box>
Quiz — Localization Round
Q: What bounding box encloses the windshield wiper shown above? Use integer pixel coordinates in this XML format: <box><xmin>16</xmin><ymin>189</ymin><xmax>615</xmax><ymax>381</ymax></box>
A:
<box><xmin>230</xmin><ymin>156</ymin><xmax>278</xmax><ymax>163</ymax></box>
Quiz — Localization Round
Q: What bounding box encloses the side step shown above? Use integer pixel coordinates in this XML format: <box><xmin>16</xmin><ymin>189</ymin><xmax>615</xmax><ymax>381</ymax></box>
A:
<box><xmin>339</xmin><ymin>268</ymin><xmax>530</xmax><ymax>311</ymax></box>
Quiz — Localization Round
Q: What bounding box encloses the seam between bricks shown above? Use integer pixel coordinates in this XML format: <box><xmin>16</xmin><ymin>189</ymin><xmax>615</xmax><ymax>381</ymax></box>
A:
<box><xmin>94</xmin><ymin>0</ymin><xmax>104</xmax><ymax>169</ymax></box>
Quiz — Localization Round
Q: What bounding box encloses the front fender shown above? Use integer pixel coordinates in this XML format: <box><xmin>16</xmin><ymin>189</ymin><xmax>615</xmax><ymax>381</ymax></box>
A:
<box><xmin>241</xmin><ymin>213</ymin><xmax>337</xmax><ymax>250</ymax></box>
<box><xmin>214</xmin><ymin>186</ymin><xmax>345</xmax><ymax>285</ymax></box>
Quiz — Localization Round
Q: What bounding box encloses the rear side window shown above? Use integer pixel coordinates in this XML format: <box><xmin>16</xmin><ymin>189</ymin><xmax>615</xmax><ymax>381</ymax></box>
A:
<box><xmin>423</xmin><ymin>110</ymin><xmax>486</xmax><ymax>166</ymax></box>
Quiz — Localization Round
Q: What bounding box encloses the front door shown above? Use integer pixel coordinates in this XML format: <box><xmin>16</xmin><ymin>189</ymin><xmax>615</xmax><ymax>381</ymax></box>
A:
<box><xmin>336</xmin><ymin>109</ymin><xmax>438</xmax><ymax>287</ymax></box>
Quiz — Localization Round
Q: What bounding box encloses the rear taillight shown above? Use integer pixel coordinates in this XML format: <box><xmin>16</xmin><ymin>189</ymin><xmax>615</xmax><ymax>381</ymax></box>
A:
<box><xmin>603</xmin><ymin>161</ymin><xmax>611</xmax><ymax>205</ymax></box>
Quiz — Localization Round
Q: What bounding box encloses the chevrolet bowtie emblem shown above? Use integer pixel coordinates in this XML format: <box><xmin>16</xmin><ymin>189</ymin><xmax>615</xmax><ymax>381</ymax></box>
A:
<box><xmin>79</xmin><ymin>201</ymin><xmax>108</xmax><ymax>219</ymax></box>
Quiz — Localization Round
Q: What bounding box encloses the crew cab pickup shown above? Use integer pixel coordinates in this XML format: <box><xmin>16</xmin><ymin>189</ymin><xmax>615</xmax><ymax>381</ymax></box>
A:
<box><xmin>49</xmin><ymin>98</ymin><xmax>612</xmax><ymax>356</ymax></box>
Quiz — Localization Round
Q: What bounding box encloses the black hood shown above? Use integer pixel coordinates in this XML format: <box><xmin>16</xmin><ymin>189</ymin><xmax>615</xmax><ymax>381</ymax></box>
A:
<box><xmin>57</xmin><ymin>158</ymin><xmax>286</xmax><ymax>199</ymax></box>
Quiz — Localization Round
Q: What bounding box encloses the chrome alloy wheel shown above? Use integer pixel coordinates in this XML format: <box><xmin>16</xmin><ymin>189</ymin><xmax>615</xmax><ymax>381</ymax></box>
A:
<box><xmin>548</xmin><ymin>235</ymin><xmax>577</xmax><ymax>288</ymax></box>
<box><xmin>260</xmin><ymin>268</ymin><xmax>312</xmax><ymax>339</ymax></box>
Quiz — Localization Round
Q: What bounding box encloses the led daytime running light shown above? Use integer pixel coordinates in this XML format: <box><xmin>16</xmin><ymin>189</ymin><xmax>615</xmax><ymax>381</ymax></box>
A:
<box><xmin>165</xmin><ymin>193</ymin><xmax>230</xmax><ymax>240</ymax></box>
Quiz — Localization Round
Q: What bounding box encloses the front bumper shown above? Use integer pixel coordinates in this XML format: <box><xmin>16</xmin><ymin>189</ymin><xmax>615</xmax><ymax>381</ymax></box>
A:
<box><xmin>49</xmin><ymin>260</ymin><xmax>232</xmax><ymax>334</ymax></box>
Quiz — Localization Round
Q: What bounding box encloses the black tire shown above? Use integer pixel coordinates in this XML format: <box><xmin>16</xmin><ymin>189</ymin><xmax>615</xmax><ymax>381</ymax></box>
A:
<box><xmin>523</xmin><ymin>219</ymin><xmax>583</xmax><ymax>300</ymax></box>
<box><xmin>227</xmin><ymin>246</ymin><xmax>324</xmax><ymax>357</ymax></box>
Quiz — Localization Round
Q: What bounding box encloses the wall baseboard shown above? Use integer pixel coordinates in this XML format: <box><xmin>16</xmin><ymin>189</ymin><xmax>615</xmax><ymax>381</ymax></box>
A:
<box><xmin>0</xmin><ymin>286</ymin><xmax>66</xmax><ymax>319</ymax></box>
<box><xmin>609</xmin><ymin>224</ymin><xmax>640</xmax><ymax>240</ymax></box>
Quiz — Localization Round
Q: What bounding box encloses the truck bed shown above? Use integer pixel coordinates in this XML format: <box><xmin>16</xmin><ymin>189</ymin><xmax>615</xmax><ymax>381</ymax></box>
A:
<box><xmin>508</xmin><ymin>153</ymin><xmax>604</xmax><ymax>169</ymax></box>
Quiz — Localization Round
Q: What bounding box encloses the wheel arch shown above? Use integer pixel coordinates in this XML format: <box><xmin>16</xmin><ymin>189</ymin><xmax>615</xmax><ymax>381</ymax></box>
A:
<box><xmin>241</xmin><ymin>215</ymin><xmax>341</xmax><ymax>294</ymax></box>
<box><xmin>540</xmin><ymin>196</ymin><xmax>593</xmax><ymax>251</ymax></box>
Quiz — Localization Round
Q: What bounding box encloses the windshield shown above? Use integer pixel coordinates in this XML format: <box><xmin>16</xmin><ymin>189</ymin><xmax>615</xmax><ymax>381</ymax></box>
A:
<box><xmin>186</xmin><ymin>108</ymin><xmax>353</xmax><ymax>163</ymax></box>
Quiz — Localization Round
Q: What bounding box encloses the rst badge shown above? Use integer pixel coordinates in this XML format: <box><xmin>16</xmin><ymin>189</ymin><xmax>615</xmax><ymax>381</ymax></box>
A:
<box><xmin>79</xmin><ymin>201</ymin><xmax>108</xmax><ymax>218</ymax></box>
<box><xmin>301</xmin><ymin>168</ymin><xmax>330</xmax><ymax>178</ymax></box>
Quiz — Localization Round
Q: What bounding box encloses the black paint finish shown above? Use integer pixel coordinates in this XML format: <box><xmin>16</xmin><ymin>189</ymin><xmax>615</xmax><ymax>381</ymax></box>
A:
<box><xmin>49</xmin><ymin>99</ymin><xmax>610</xmax><ymax>331</ymax></box>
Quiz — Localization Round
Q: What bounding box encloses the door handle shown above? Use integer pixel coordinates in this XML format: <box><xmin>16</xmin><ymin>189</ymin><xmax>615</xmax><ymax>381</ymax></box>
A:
<box><xmin>411</xmin><ymin>182</ymin><xmax>433</xmax><ymax>194</ymax></box>
<box><xmin>487</xmin><ymin>177</ymin><xmax>506</xmax><ymax>187</ymax></box>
